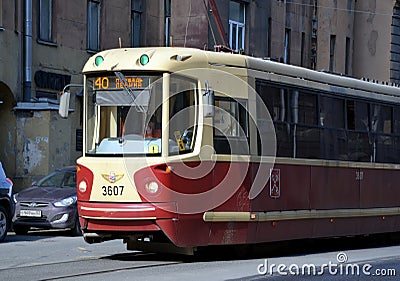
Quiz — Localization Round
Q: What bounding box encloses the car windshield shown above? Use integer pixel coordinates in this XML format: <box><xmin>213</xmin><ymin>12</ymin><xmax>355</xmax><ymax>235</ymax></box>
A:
<box><xmin>36</xmin><ymin>170</ymin><xmax>76</xmax><ymax>188</ymax></box>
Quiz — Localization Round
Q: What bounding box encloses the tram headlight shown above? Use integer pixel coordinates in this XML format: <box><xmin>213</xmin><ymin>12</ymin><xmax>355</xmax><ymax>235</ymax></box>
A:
<box><xmin>78</xmin><ymin>180</ymin><xmax>87</xmax><ymax>193</ymax></box>
<box><xmin>139</xmin><ymin>54</ymin><xmax>150</xmax><ymax>66</ymax></box>
<box><xmin>94</xmin><ymin>55</ymin><xmax>104</xmax><ymax>66</ymax></box>
<box><xmin>145</xmin><ymin>181</ymin><xmax>159</xmax><ymax>194</ymax></box>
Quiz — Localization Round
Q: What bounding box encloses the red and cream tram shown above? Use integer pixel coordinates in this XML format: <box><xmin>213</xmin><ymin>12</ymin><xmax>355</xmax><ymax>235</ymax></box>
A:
<box><xmin>65</xmin><ymin>47</ymin><xmax>400</xmax><ymax>254</ymax></box>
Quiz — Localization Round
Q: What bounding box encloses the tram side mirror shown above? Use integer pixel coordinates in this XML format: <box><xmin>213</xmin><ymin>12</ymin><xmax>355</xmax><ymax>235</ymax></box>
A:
<box><xmin>202</xmin><ymin>80</ymin><xmax>214</xmax><ymax>118</ymax></box>
<box><xmin>59</xmin><ymin>91</ymin><xmax>71</xmax><ymax>118</ymax></box>
<box><xmin>58</xmin><ymin>84</ymin><xmax>83</xmax><ymax>118</ymax></box>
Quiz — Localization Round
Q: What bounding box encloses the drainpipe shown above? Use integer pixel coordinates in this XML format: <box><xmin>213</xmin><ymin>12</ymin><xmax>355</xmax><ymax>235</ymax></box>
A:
<box><xmin>23</xmin><ymin>0</ymin><xmax>32</xmax><ymax>102</ymax></box>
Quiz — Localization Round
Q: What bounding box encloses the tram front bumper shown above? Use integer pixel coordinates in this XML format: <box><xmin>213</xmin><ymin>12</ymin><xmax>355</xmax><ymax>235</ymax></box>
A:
<box><xmin>78</xmin><ymin>201</ymin><xmax>177</xmax><ymax>232</ymax></box>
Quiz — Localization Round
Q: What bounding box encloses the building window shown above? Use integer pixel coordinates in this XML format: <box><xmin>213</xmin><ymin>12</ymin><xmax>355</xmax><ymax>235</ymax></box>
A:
<box><xmin>391</xmin><ymin>4</ymin><xmax>400</xmax><ymax>83</ymax></box>
<box><xmin>347</xmin><ymin>0</ymin><xmax>353</xmax><ymax>13</ymax></box>
<box><xmin>345</xmin><ymin>37</ymin><xmax>351</xmax><ymax>75</ymax></box>
<box><xmin>39</xmin><ymin>0</ymin><xmax>53</xmax><ymax>42</ymax></box>
<box><xmin>330</xmin><ymin>34</ymin><xmax>336</xmax><ymax>72</ymax></box>
<box><xmin>165</xmin><ymin>0</ymin><xmax>171</xmax><ymax>46</ymax></box>
<box><xmin>131</xmin><ymin>0</ymin><xmax>142</xmax><ymax>47</ymax></box>
<box><xmin>284</xmin><ymin>29</ymin><xmax>291</xmax><ymax>64</ymax></box>
<box><xmin>0</xmin><ymin>0</ymin><xmax>3</xmax><ymax>28</ymax></box>
<box><xmin>229</xmin><ymin>1</ymin><xmax>245</xmax><ymax>51</ymax></box>
<box><xmin>301</xmin><ymin>32</ymin><xmax>306</xmax><ymax>67</ymax></box>
<box><xmin>267</xmin><ymin>17</ymin><xmax>272</xmax><ymax>57</ymax></box>
<box><xmin>87</xmin><ymin>0</ymin><xmax>100</xmax><ymax>51</ymax></box>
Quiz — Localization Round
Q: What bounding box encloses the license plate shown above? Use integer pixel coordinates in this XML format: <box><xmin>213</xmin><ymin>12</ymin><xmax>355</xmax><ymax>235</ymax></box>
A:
<box><xmin>20</xmin><ymin>209</ymin><xmax>42</xmax><ymax>217</ymax></box>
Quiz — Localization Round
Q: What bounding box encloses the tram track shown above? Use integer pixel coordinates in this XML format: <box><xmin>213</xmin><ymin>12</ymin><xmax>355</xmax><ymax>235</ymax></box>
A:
<box><xmin>2</xmin><ymin>232</ymin><xmax>400</xmax><ymax>281</ymax></box>
<box><xmin>0</xmin><ymin>252</ymin><xmax>183</xmax><ymax>281</ymax></box>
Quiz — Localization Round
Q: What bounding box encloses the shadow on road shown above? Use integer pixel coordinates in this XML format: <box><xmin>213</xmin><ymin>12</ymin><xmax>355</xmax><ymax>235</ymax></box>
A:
<box><xmin>102</xmin><ymin>232</ymin><xmax>400</xmax><ymax>263</ymax></box>
<box><xmin>4</xmin><ymin>229</ymin><xmax>76</xmax><ymax>243</ymax></box>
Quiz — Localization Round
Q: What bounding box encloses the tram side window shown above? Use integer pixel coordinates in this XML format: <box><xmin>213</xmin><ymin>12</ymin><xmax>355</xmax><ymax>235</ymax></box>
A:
<box><xmin>371</xmin><ymin>104</ymin><xmax>395</xmax><ymax>163</ymax></box>
<box><xmin>346</xmin><ymin>100</ymin><xmax>371</xmax><ymax>162</ymax></box>
<box><xmin>297</xmin><ymin>92</ymin><xmax>318</xmax><ymax>125</ymax></box>
<box><xmin>319</xmin><ymin>96</ymin><xmax>344</xmax><ymax>128</ymax></box>
<box><xmin>371</xmin><ymin>104</ymin><xmax>392</xmax><ymax>134</ymax></box>
<box><xmin>256</xmin><ymin>82</ymin><xmax>292</xmax><ymax>157</ymax></box>
<box><xmin>168</xmin><ymin>77</ymin><xmax>197</xmax><ymax>155</ymax></box>
<box><xmin>347</xmin><ymin>100</ymin><xmax>370</xmax><ymax>131</ymax></box>
<box><xmin>295</xmin><ymin>92</ymin><xmax>321</xmax><ymax>159</ymax></box>
<box><xmin>394</xmin><ymin>107</ymin><xmax>400</xmax><ymax>134</ymax></box>
<box><xmin>256</xmin><ymin>83</ymin><xmax>288</xmax><ymax>122</ymax></box>
<box><xmin>319</xmin><ymin>96</ymin><xmax>346</xmax><ymax>160</ymax></box>
<box><xmin>213</xmin><ymin>97</ymin><xmax>249</xmax><ymax>155</ymax></box>
<box><xmin>256</xmin><ymin>79</ymin><xmax>400</xmax><ymax>164</ymax></box>
<box><xmin>393</xmin><ymin>107</ymin><xmax>400</xmax><ymax>163</ymax></box>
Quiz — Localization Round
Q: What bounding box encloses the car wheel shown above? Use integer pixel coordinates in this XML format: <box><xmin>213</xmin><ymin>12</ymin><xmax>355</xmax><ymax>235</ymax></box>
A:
<box><xmin>70</xmin><ymin>216</ymin><xmax>82</xmax><ymax>236</ymax></box>
<box><xmin>0</xmin><ymin>206</ymin><xmax>8</xmax><ymax>242</ymax></box>
<box><xmin>13</xmin><ymin>225</ymin><xmax>30</xmax><ymax>235</ymax></box>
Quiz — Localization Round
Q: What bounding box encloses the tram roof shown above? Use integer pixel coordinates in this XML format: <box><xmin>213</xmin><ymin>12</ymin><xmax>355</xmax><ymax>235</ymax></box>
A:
<box><xmin>83</xmin><ymin>47</ymin><xmax>400</xmax><ymax>100</ymax></box>
<box><xmin>83</xmin><ymin>47</ymin><xmax>212</xmax><ymax>74</ymax></box>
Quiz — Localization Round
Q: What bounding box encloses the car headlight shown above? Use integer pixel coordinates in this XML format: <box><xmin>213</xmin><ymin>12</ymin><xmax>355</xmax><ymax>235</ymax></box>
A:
<box><xmin>54</xmin><ymin>196</ymin><xmax>77</xmax><ymax>207</ymax></box>
<box><xmin>13</xmin><ymin>193</ymin><xmax>18</xmax><ymax>204</ymax></box>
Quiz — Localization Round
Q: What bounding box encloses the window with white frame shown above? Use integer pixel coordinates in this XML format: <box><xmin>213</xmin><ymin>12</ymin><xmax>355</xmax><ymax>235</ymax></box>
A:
<box><xmin>131</xmin><ymin>0</ymin><xmax>142</xmax><ymax>47</ymax></box>
<box><xmin>229</xmin><ymin>1</ymin><xmax>245</xmax><ymax>51</ymax></box>
<box><xmin>87</xmin><ymin>0</ymin><xmax>100</xmax><ymax>51</ymax></box>
<box><xmin>39</xmin><ymin>0</ymin><xmax>53</xmax><ymax>42</ymax></box>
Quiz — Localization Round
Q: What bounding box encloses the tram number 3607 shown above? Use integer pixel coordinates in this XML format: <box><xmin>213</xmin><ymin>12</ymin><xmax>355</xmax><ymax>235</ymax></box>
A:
<box><xmin>102</xmin><ymin>185</ymin><xmax>124</xmax><ymax>196</ymax></box>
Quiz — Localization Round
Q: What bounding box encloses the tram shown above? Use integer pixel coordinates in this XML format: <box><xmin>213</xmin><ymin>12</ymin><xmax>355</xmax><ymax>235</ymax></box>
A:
<box><xmin>65</xmin><ymin>47</ymin><xmax>400</xmax><ymax>254</ymax></box>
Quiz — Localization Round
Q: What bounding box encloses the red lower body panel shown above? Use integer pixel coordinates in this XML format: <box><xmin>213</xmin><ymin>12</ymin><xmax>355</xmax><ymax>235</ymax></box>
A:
<box><xmin>85</xmin><ymin>219</ymin><xmax>160</xmax><ymax>232</ymax></box>
<box><xmin>78</xmin><ymin>161</ymin><xmax>400</xmax><ymax>248</ymax></box>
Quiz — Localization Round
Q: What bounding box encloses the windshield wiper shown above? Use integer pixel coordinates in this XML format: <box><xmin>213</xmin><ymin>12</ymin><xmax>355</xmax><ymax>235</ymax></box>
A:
<box><xmin>114</xmin><ymin>71</ymin><xmax>146</xmax><ymax>112</ymax></box>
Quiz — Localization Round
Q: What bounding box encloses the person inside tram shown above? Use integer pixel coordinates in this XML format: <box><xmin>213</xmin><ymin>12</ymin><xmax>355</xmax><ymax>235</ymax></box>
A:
<box><xmin>145</xmin><ymin>116</ymin><xmax>161</xmax><ymax>138</ymax></box>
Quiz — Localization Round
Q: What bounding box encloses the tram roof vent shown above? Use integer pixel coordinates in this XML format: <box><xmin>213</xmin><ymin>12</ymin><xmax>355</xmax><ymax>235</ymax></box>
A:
<box><xmin>361</xmin><ymin>77</ymin><xmax>399</xmax><ymax>87</ymax></box>
<box><xmin>170</xmin><ymin>54</ymin><xmax>192</xmax><ymax>62</ymax></box>
<box><xmin>262</xmin><ymin>57</ymin><xmax>280</xmax><ymax>62</ymax></box>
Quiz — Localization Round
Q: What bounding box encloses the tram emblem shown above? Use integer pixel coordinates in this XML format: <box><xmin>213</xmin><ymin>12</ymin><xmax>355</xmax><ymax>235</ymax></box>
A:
<box><xmin>270</xmin><ymin>169</ymin><xmax>280</xmax><ymax>199</ymax></box>
<box><xmin>101</xmin><ymin>172</ymin><xmax>124</xmax><ymax>183</ymax></box>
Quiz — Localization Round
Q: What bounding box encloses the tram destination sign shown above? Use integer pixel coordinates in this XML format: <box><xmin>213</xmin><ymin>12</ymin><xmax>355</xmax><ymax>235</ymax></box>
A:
<box><xmin>92</xmin><ymin>76</ymin><xmax>150</xmax><ymax>90</ymax></box>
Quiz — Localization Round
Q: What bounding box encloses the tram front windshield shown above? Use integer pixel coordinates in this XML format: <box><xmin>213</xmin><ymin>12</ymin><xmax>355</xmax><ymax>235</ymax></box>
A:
<box><xmin>85</xmin><ymin>73</ymin><xmax>197</xmax><ymax>156</ymax></box>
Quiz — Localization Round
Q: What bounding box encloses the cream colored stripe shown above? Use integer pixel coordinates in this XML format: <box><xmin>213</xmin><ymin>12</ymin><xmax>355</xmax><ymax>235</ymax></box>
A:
<box><xmin>81</xmin><ymin>206</ymin><xmax>155</xmax><ymax>212</ymax></box>
<box><xmin>82</xmin><ymin>215</ymin><xmax>156</xmax><ymax>220</ymax></box>
<box><xmin>210</xmin><ymin>154</ymin><xmax>400</xmax><ymax>170</ymax></box>
<box><xmin>203</xmin><ymin>207</ymin><xmax>400</xmax><ymax>222</ymax></box>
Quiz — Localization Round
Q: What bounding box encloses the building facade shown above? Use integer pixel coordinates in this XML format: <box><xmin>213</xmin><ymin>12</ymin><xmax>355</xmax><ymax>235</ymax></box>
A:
<box><xmin>0</xmin><ymin>0</ymin><xmax>398</xmax><ymax>190</ymax></box>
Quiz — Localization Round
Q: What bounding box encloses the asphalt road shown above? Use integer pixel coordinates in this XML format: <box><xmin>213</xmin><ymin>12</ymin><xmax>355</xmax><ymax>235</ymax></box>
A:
<box><xmin>0</xmin><ymin>230</ymin><xmax>399</xmax><ymax>281</ymax></box>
